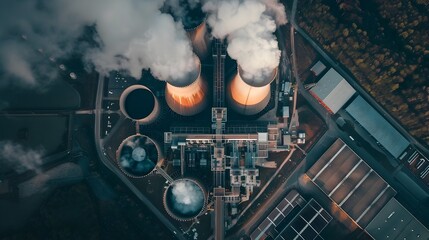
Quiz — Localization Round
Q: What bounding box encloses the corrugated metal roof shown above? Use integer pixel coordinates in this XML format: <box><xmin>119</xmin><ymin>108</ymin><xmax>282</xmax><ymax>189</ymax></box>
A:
<box><xmin>311</xmin><ymin>68</ymin><xmax>356</xmax><ymax>113</ymax></box>
<box><xmin>310</xmin><ymin>61</ymin><xmax>327</xmax><ymax>76</ymax></box>
<box><xmin>346</xmin><ymin>96</ymin><xmax>409</xmax><ymax>158</ymax></box>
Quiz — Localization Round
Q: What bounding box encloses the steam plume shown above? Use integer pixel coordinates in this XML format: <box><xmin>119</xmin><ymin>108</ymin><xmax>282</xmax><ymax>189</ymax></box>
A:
<box><xmin>203</xmin><ymin>0</ymin><xmax>287</xmax><ymax>81</ymax></box>
<box><xmin>171</xmin><ymin>180</ymin><xmax>204</xmax><ymax>214</ymax></box>
<box><xmin>0</xmin><ymin>0</ymin><xmax>198</xmax><ymax>90</ymax></box>
<box><xmin>0</xmin><ymin>141</ymin><xmax>44</xmax><ymax>174</ymax></box>
<box><xmin>163</xmin><ymin>0</ymin><xmax>203</xmax><ymax>28</ymax></box>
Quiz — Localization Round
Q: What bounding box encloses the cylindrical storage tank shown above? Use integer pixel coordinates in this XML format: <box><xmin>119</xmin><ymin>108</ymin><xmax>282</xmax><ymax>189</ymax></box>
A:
<box><xmin>120</xmin><ymin>85</ymin><xmax>159</xmax><ymax>124</ymax></box>
<box><xmin>116</xmin><ymin>134</ymin><xmax>160</xmax><ymax>178</ymax></box>
<box><xmin>186</xmin><ymin>20</ymin><xmax>211</xmax><ymax>60</ymax></box>
<box><xmin>163</xmin><ymin>178</ymin><xmax>207</xmax><ymax>221</ymax></box>
<box><xmin>165</xmin><ymin>56</ymin><xmax>208</xmax><ymax>116</ymax></box>
<box><xmin>227</xmin><ymin>67</ymin><xmax>277</xmax><ymax>115</ymax></box>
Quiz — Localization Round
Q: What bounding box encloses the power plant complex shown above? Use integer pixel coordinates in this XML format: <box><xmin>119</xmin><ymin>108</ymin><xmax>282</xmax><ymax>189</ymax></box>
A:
<box><xmin>11</xmin><ymin>0</ymin><xmax>429</xmax><ymax>239</ymax></box>
<box><xmin>113</xmin><ymin>4</ymin><xmax>294</xmax><ymax>240</ymax></box>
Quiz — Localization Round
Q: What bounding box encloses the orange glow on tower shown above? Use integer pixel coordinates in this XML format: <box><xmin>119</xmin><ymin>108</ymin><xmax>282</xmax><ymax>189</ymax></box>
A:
<box><xmin>186</xmin><ymin>21</ymin><xmax>211</xmax><ymax>60</ymax></box>
<box><xmin>165</xmin><ymin>57</ymin><xmax>208</xmax><ymax>116</ymax></box>
<box><xmin>227</xmin><ymin>67</ymin><xmax>277</xmax><ymax>115</ymax></box>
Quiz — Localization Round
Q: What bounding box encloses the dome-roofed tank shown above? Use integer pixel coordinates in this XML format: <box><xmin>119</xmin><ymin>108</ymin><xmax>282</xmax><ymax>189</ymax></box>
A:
<box><xmin>227</xmin><ymin>66</ymin><xmax>277</xmax><ymax>115</ymax></box>
<box><xmin>117</xmin><ymin>135</ymin><xmax>159</xmax><ymax>178</ymax></box>
<box><xmin>120</xmin><ymin>85</ymin><xmax>159</xmax><ymax>124</ymax></box>
<box><xmin>163</xmin><ymin>178</ymin><xmax>206</xmax><ymax>221</ymax></box>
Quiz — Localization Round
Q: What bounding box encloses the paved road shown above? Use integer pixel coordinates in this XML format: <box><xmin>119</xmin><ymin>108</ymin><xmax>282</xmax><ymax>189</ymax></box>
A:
<box><xmin>93</xmin><ymin>75</ymin><xmax>186</xmax><ymax>240</ymax></box>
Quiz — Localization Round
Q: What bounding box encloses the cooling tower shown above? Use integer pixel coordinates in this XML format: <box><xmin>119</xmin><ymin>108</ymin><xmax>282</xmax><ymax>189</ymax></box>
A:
<box><xmin>120</xmin><ymin>85</ymin><xmax>159</xmax><ymax>124</ymax></box>
<box><xmin>186</xmin><ymin>20</ymin><xmax>211</xmax><ymax>60</ymax></box>
<box><xmin>179</xmin><ymin>4</ymin><xmax>211</xmax><ymax>60</ymax></box>
<box><xmin>227</xmin><ymin>66</ymin><xmax>278</xmax><ymax>115</ymax></box>
<box><xmin>116</xmin><ymin>134</ymin><xmax>160</xmax><ymax>178</ymax></box>
<box><xmin>165</xmin><ymin>56</ymin><xmax>208</xmax><ymax>116</ymax></box>
<box><xmin>163</xmin><ymin>178</ymin><xmax>207</xmax><ymax>221</ymax></box>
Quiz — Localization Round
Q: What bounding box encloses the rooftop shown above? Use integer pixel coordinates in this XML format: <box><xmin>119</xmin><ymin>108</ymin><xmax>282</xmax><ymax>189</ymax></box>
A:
<box><xmin>310</xmin><ymin>68</ymin><xmax>356</xmax><ymax>114</ymax></box>
<box><xmin>345</xmin><ymin>95</ymin><xmax>409</xmax><ymax>158</ymax></box>
<box><xmin>366</xmin><ymin>198</ymin><xmax>429</xmax><ymax>240</ymax></box>
<box><xmin>306</xmin><ymin>139</ymin><xmax>396</xmax><ymax>227</ymax></box>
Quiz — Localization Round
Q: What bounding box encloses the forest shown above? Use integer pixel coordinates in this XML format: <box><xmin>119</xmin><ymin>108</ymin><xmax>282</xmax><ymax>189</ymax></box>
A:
<box><xmin>297</xmin><ymin>0</ymin><xmax>429</xmax><ymax>145</ymax></box>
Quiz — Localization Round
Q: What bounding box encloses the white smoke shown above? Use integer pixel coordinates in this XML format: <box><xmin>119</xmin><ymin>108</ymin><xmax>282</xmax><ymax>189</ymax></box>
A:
<box><xmin>171</xmin><ymin>180</ymin><xmax>204</xmax><ymax>214</ymax></box>
<box><xmin>0</xmin><ymin>0</ymin><xmax>84</xmax><ymax>89</ymax></box>
<box><xmin>0</xmin><ymin>141</ymin><xmax>44</xmax><ymax>174</ymax></box>
<box><xmin>203</xmin><ymin>0</ymin><xmax>287</xmax><ymax>81</ymax></box>
<box><xmin>0</xmin><ymin>0</ymin><xmax>198</xmax><ymax>90</ymax></box>
<box><xmin>164</xmin><ymin>0</ymin><xmax>203</xmax><ymax>27</ymax></box>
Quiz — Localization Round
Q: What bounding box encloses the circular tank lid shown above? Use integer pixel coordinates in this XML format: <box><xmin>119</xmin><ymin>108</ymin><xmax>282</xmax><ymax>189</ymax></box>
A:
<box><xmin>165</xmin><ymin>179</ymin><xmax>206</xmax><ymax>220</ymax></box>
<box><xmin>123</xmin><ymin>88</ymin><xmax>155</xmax><ymax>120</ymax></box>
<box><xmin>117</xmin><ymin>135</ymin><xmax>158</xmax><ymax>177</ymax></box>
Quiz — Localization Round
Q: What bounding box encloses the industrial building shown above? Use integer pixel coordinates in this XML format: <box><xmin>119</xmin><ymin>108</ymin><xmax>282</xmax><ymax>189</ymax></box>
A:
<box><xmin>250</xmin><ymin>190</ymin><xmax>332</xmax><ymax>240</ymax></box>
<box><xmin>365</xmin><ymin>198</ymin><xmax>429</xmax><ymax>239</ymax></box>
<box><xmin>310</xmin><ymin>68</ymin><xmax>356</xmax><ymax>114</ymax></box>
<box><xmin>310</xmin><ymin>61</ymin><xmax>326</xmax><ymax>77</ymax></box>
<box><xmin>306</xmin><ymin>139</ymin><xmax>396</xmax><ymax>227</ymax></box>
<box><xmin>345</xmin><ymin>95</ymin><xmax>409</xmax><ymax>158</ymax></box>
<box><xmin>306</xmin><ymin>139</ymin><xmax>429</xmax><ymax>239</ymax></box>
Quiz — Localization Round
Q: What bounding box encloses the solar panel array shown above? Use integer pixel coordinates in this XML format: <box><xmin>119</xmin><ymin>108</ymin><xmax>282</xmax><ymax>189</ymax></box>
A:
<box><xmin>275</xmin><ymin>200</ymin><xmax>332</xmax><ymax>240</ymax></box>
<box><xmin>251</xmin><ymin>190</ymin><xmax>304</xmax><ymax>240</ymax></box>
<box><xmin>251</xmin><ymin>191</ymin><xmax>332</xmax><ymax>240</ymax></box>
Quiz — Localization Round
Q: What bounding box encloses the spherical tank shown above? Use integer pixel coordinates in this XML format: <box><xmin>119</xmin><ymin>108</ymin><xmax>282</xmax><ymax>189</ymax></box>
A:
<box><xmin>227</xmin><ymin>67</ymin><xmax>278</xmax><ymax>115</ymax></box>
<box><xmin>116</xmin><ymin>134</ymin><xmax>160</xmax><ymax>178</ymax></box>
<box><xmin>165</xmin><ymin>56</ymin><xmax>208</xmax><ymax>116</ymax></box>
<box><xmin>120</xmin><ymin>85</ymin><xmax>159</xmax><ymax>124</ymax></box>
<box><xmin>163</xmin><ymin>178</ymin><xmax>207</xmax><ymax>221</ymax></box>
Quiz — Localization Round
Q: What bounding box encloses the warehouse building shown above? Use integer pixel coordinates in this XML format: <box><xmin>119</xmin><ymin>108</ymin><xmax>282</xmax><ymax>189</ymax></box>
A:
<box><xmin>306</xmin><ymin>139</ymin><xmax>396</xmax><ymax>227</ymax></box>
<box><xmin>366</xmin><ymin>198</ymin><xmax>429</xmax><ymax>240</ymax></box>
<box><xmin>250</xmin><ymin>190</ymin><xmax>332</xmax><ymax>240</ymax></box>
<box><xmin>309</xmin><ymin>68</ymin><xmax>356</xmax><ymax>114</ymax></box>
<box><xmin>345</xmin><ymin>96</ymin><xmax>409</xmax><ymax>158</ymax></box>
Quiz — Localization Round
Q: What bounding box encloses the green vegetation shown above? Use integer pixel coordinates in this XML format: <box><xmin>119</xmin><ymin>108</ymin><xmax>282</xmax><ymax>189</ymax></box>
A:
<box><xmin>297</xmin><ymin>0</ymin><xmax>429</xmax><ymax>145</ymax></box>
